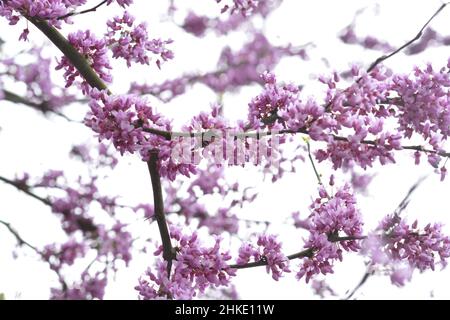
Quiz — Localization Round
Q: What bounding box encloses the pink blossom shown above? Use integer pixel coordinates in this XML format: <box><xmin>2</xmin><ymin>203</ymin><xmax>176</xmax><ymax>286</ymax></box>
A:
<box><xmin>106</xmin><ymin>11</ymin><xmax>173</xmax><ymax>68</ymax></box>
<box><xmin>237</xmin><ymin>234</ymin><xmax>290</xmax><ymax>280</ymax></box>
<box><xmin>56</xmin><ymin>30</ymin><xmax>112</xmax><ymax>93</ymax></box>
<box><xmin>297</xmin><ymin>184</ymin><xmax>363</xmax><ymax>282</ymax></box>
<box><xmin>136</xmin><ymin>227</ymin><xmax>236</xmax><ymax>299</ymax></box>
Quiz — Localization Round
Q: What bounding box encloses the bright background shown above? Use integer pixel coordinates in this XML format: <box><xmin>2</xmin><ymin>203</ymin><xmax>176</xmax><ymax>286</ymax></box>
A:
<box><xmin>1</xmin><ymin>0</ymin><xmax>450</xmax><ymax>299</ymax></box>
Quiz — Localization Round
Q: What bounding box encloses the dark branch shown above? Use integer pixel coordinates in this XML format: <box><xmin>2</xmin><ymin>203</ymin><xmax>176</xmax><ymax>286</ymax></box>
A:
<box><xmin>57</xmin><ymin>0</ymin><xmax>108</xmax><ymax>20</ymax></box>
<box><xmin>394</xmin><ymin>176</ymin><xmax>427</xmax><ymax>216</ymax></box>
<box><xmin>0</xmin><ymin>176</ymin><xmax>51</xmax><ymax>206</ymax></box>
<box><xmin>229</xmin><ymin>236</ymin><xmax>366</xmax><ymax>270</ymax></box>
<box><xmin>0</xmin><ymin>219</ymin><xmax>39</xmax><ymax>252</ymax></box>
<box><xmin>145</xmin><ymin>126</ymin><xmax>450</xmax><ymax>160</ymax></box>
<box><xmin>2</xmin><ymin>89</ymin><xmax>76</xmax><ymax>122</ymax></box>
<box><xmin>345</xmin><ymin>267</ymin><xmax>372</xmax><ymax>300</ymax></box>
<box><xmin>365</xmin><ymin>2</ymin><xmax>449</xmax><ymax>73</ymax></box>
<box><xmin>25</xmin><ymin>17</ymin><xmax>109</xmax><ymax>93</ymax></box>
<box><xmin>147</xmin><ymin>152</ymin><xmax>175</xmax><ymax>275</ymax></box>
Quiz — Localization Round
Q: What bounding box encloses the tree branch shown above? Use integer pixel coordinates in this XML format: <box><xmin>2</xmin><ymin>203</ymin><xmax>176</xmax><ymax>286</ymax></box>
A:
<box><xmin>25</xmin><ymin>16</ymin><xmax>109</xmax><ymax>93</ymax></box>
<box><xmin>306</xmin><ymin>139</ymin><xmax>323</xmax><ymax>186</ymax></box>
<box><xmin>0</xmin><ymin>176</ymin><xmax>51</xmax><ymax>206</ymax></box>
<box><xmin>343</xmin><ymin>178</ymin><xmax>426</xmax><ymax>299</ymax></box>
<box><xmin>57</xmin><ymin>0</ymin><xmax>109</xmax><ymax>20</ymax></box>
<box><xmin>147</xmin><ymin>152</ymin><xmax>175</xmax><ymax>275</ymax></box>
<box><xmin>2</xmin><ymin>89</ymin><xmax>76</xmax><ymax>122</ymax></box>
<box><xmin>0</xmin><ymin>219</ymin><xmax>39</xmax><ymax>252</ymax></box>
<box><xmin>143</xmin><ymin>126</ymin><xmax>450</xmax><ymax>160</ymax></box>
<box><xmin>365</xmin><ymin>2</ymin><xmax>449</xmax><ymax>73</ymax></box>
<box><xmin>229</xmin><ymin>235</ymin><xmax>366</xmax><ymax>270</ymax></box>
<box><xmin>21</xmin><ymin>15</ymin><xmax>175</xmax><ymax>279</ymax></box>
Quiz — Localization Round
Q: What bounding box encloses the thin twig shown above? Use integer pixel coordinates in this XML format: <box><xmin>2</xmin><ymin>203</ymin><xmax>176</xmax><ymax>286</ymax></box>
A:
<box><xmin>365</xmin><ymin>2</ymin><xmax>449</xmax><ymax>74</ymax></box>
<box><xmin>344</xmin><ymin>266</ymin><xmax>373</xmax><ymax>300</ymax></box>
<box><xmin>0</xmin><ymin>176</ymin><xmax>51</xmax><ymax>206</ymax></box>
<box><xmin>343</xmin><ymin>177</ymin><xmax>426</xmax><ymax>299</ymax></box>
<box><xmin>0</xmin><ymin>219</ymin><xmax>39</xmax><ymax>252</ymax></box>
<box><xmin>229</xmin><ymin>236</ymin><xmax>366</xmax><ymax>270</ymax></box>
<box><xmin>306</xmin><ymin>139</ymin><xmax>323</xmax><ymax>185</ymax></box>
<box><xmin>394</xmin><ymin>176</ymin><xmax>427</xmax><ymax>216</ymax></box>
<box><xmin>2</xmin><ymin>89</ymin><xmax>77</xmax><ymax>122</ymax></box>
<box><xmin>57</xmin><ymin>0</ymin><xmax>108</xmax><ymax>20</ymax></box>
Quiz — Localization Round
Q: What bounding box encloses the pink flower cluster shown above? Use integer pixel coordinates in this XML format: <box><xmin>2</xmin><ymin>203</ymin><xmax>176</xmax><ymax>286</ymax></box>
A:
<box><xmin>182</xmin><ymin>12</ymin><xmax>209</xmax><ymax>37</ymax></box>
<box><xmin>42</xmin><ymin>239</ymin><xmax>87</xmax><ymax>271</ymax></box>
<box><xmin>339</xmin><ymin>24</ymin><xmax>395</xmax><ymax>53</ymax></box>
<box><xmin>97</xmin><ymin>222</ymin><xmax>133</xmax><ymax>267</ymax></box>
<box><xmin>248</xmin><ymin>72</ymin><xmax>320</xmax><ymax>130</ymax></box>
<box><xmin>70</xmin><ymin>143</ymin><xmax>119</xmax><ymax>169</ymax></box>
<box><xmin>136</xmin><ymin>226</ymin><xmax>236</xmax><ymax>299</ymax></box>
<box><xmin>364</xmin><ymin>214</ymin><xmax>450</xmax><ymax>286</ymax></box>
<box><xmin>392</xmin><ymin>62</ymin><xmax>450</xmax><ymax>170</ymax></box>
<box><xmin>209</xmin><ymin>33</ymin><xmax>306</xmax><ymax>93</ymax></box>
<box><xmin>84</xmin><ymin>89</ymin><xmax>196</xmax><ymax>180</ymax></box>
<box><xmin>1</xmin><ymin>47</ymin><xmax>76</xmax><ymax>111</ymax></box>
<box><xmin>0</xmin><ymin>0</ymin><xmax>133</xmax><ymax>32</ymax></box>
<box><xmin>237</xmin><ymin>234</ymin><xmax>290</xmax><ymax>280</ymax></box>
<box><xmin>56</xmin><ymin>30</ymin><xmax>112</xmax><ymax>94</ymax></box>
<box><xmin>218</xmin><ymin>0</ymin><xmax>262</xmax><ymax>16</ymax></box>
<box><xmin>0</xmin><ymin>0</ymin><xmax>70</xmax><ymax>28</ymax></box>
<box><xmin>49</xmin><ymin>177</ymin><xmax>99</xmax><ymax>236</ymax></box>
<box><xmin>106</xmin><ymin>0</ymin><xmax>133</xmax><ymax>7</ymax></box>
<box><xmin>184</xmin><ymin>1</ymin><xmax>281</xmax><ymax>36</ymax></box>
<box><xmin>85</xmin><ymin>89</ymin><xmax>168</xmax><ymax>156</ymax></box>
<box><xmin>106</xmin><ymin>11</ymin><xmax>174</xmax><ymax>68</ymax></box>
<box><xmin>340</xmin><ymin>23</ymin><xmax>450</xmax><ymax>56</ymax></box>
<box><xmin>297</xmin><ymin>184</ymin><xmax>363</xmax><ymax>282</ymax></box>
<box><xmin>130</xmin><ymin>33</ymin><xmax>307</xmax><ymax>101</ymax></box>
<box><xmin>163</xmin><ymin>164</ymin><xmax>246</xmax><ymax>235</ymax></box>
<box><xmin>51</xmin><ymin>272</ymin><xmax>108</xmax><ymax>300</ymax></box>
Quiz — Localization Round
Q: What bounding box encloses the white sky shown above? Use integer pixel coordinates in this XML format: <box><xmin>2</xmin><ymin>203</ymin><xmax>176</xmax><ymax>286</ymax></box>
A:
<box><xmin>1</xmin><ymin>0</ymin><xmax>450</xmax><ymax>299</ymax></box>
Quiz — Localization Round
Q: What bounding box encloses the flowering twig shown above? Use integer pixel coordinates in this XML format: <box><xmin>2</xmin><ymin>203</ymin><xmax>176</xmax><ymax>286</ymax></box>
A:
<box><xmin>365</xmin><ymin>2</ymin><xmax>449</xmax><ymax>73</ymax></box>
<box><xmin>147</xmin><ymin>126</ymin><xmax>450</xmax><ymax>159</ymax></box>
<box><xmin>344</xmin><ymin>177</ymin><xmax>426</xmax><ymax>299</ymax></box>
<box><xmin>21</xmin><ymin>17</ymin><xmax>174</xmax><ymax>275</ymax></box>
<box><xmin>26</xmin><ymin>16</ymin><xmax>109</xmax><ymax>93</ymax></box>
<box><xmin>229</xmin><ymin>235</ymin><xmax>366</xmax><ymax>270</ymax></box>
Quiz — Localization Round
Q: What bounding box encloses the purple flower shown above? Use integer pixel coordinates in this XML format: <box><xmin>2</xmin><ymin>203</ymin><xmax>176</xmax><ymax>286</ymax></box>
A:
<box><xmin>106</xmin><ymin>0</ymin><xmax>133</xmax><ymax>7</ymax></box>
<box><xmin>106</xmin><ymin>11</ymin><xmax>173</xmax><ymax>68</ymax></box>
<box><xmin>56</xmin><ymin>30</ymin><xmax>112</xmax><ymax>94</ymax></box>
<box><xmin>85</xmin><ymin>89</ymin><xmax>196</xmax><ymax>180</ymax></box>
<box><xmin>297</xmin><ymin>184</ymin><xmax>363</xmax><ymax>282</ymax></box>
<box><xmin>237</xmin><ymin>234</ymin><xmax>290</xmax><ymax>280</ymax></box>
<box><xmin>42</xmin><ymin>239</ymin><xmax>86</xmax><ymax>271</ymax></box>
<box><xmin>182</xmin><ymin>12</ymin><xmax>209</xmax><ymax>37</ymax></box>
<box><xmin>136</xmin><ymin>226</ymin><xmax>236</xmax><ymax>300</ymax></box>
<box><xmin>51</xmin><ymin>272</ymin><xmax>107</xmax><ymax>300</ymax></box>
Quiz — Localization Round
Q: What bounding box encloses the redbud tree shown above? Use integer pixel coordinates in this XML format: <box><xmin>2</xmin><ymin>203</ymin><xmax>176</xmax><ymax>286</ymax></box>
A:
<box><xmin>0</xmin><ymin>0</ymin><xmax>450</xmax><ymax>300</ymax></box>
